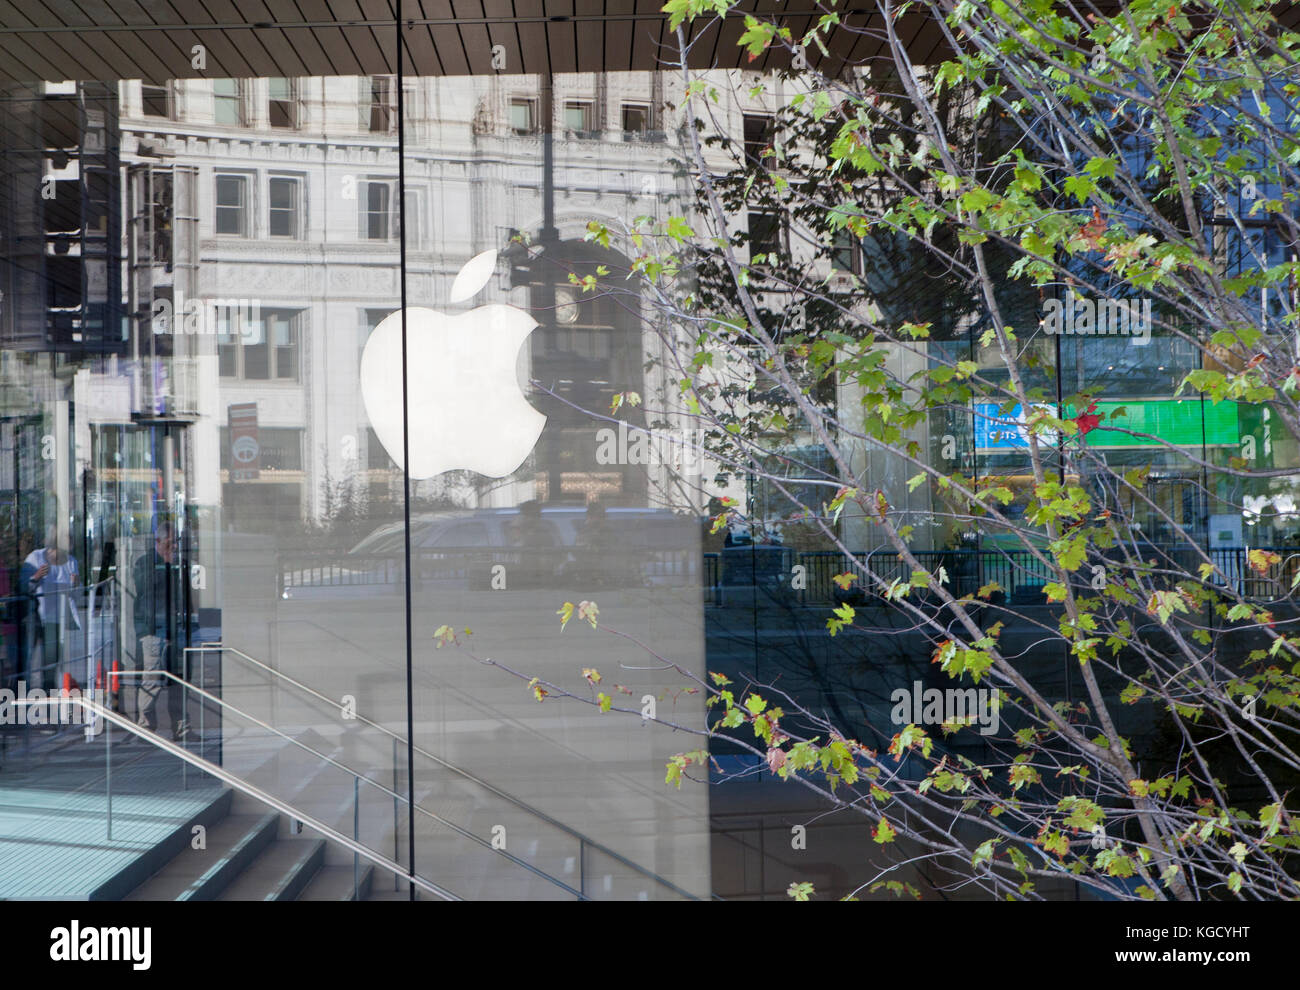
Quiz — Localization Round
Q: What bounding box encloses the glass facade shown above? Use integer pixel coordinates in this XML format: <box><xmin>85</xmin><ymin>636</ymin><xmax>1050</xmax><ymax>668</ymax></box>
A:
<box><xmin>0</xmin><ymin>63</ymin><xmax>715</xmax><ymax>900</ymax></box>
<box><xmin>0</xmin><ymin>22</ymin><xmax>1295</xmax><ymax>904</ymax></box>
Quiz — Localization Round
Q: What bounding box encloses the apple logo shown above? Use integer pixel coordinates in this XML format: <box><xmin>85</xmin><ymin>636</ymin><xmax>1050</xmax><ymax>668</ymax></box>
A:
<box><xmin>360</xmin><ymin>249</ymin><xmax>546</xmax><ymax>479</ymax></box>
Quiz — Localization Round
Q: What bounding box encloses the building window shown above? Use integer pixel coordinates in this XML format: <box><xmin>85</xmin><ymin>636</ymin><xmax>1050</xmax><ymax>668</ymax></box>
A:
<box><xmin>509</xmin><ymin>97</ymin><xmax>536</xmax><ymax>135</ymax></box>
<box><xmin>743</xmin><ymin>114</ymin><xmax>775</xmax><ymax>162</ymax></box>
<box><xmin>364</xmin><ymin>76</ymin><xmax>396</xmax><ymax>132</ymax></box>
<box><xmin>360</xmin><ymin>179</ymin><xmax>395</xmax><ymax>240</ymax></box>
<box><xmin>141</xmin><ymin>83</ymin><xmax>170</xmax><ymax>118</ymax></box>
<box><xmin>830</xmin><ymin>229</ymin><xmax>860</xmax><ymax>273</ymax></box>
<box><xmin>564</xmin><ymin>100</ymin><xmax>595</xmax><ymax>136</ymax></box>
<box><xmin>268</xmin><ymin>175</ymin><xmax>301</xmax><ymax>238</ymax></box>
<box><xmin>747</xmin><ymin>210</ymin><xmax>783</xmax><ymax>259</ymax></box>
<box><xmin>621</xmin><ymin>103</ymin><xmax>650</xmax><ymax>138</ymax></box>
<box><xmin>268</xmin><ymin>78</ymin><xmax>297</xmax><ymax>128</ymax></box>
<box><xmin>213</xmin><ymin>79</ymin><xmax>244</xmax><ymax>126</ymax></box>
<box><xmin>218</xmin><ymin>308</ymin><xmax>302</xmax><ymax>381</ymax></box>
<box><xmin>402</xmin><ymin>187</ymin><xmax>422</xmax><ymax>248</ymax></box>
<box><xmin>214</xmin><ymin>173</ymin><xmax>249</xmax><ymax>236</ymax></box>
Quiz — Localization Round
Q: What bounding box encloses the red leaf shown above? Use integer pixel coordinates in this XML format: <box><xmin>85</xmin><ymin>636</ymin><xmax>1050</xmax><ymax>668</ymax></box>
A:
<box><xmin>766</xmin><ymin>748</ymin><xmax>788</xmax><ymax>774</ymax></box>
<box><xmin>1074</xmin><ymin>400</ymin><xmax>1100</xmax><ymax>437</ymax></box>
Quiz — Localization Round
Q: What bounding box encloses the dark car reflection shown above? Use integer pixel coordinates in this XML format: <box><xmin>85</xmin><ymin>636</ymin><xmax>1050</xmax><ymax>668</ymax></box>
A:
<box><xmin>279</xmin><ymin>505</ymin><xmax>700</xmax><ymax>599</ymax></box>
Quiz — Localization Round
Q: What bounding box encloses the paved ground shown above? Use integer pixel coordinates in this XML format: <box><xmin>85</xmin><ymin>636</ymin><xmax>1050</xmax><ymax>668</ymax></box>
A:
<box><xmin>0</xmin><ymin>725</ymin><xmax>221</xmax><ymax>899</ymax></box>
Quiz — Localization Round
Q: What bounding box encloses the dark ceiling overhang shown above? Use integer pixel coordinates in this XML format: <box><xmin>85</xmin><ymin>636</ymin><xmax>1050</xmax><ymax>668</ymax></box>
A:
<box><xmin>0</xmin><ymin>2</ymin><xmax>951</xmax><ymax>83</ymax></box>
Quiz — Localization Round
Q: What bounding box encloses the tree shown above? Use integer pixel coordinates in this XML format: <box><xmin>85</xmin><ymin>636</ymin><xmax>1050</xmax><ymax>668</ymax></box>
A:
<box><xmin>441</xmin><ymin>0</ymin><xmax>1300</xmax><ymax>900</ymax></box>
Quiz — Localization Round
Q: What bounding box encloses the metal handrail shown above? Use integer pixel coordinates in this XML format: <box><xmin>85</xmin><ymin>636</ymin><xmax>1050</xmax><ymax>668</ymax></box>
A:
<box><xmin>191</xmin><ymin>641</ymin><xmax>702</xmax><ymax>900</ymax></box>
<box><xmin>116</xmin><ymin>668</ymin><xmax>586</xmax><ymax>899</ymax></box>
<box><xmin>13</xmin><ymin>694</ymin><xmax>458</xmax><ymax>901</ymax></box>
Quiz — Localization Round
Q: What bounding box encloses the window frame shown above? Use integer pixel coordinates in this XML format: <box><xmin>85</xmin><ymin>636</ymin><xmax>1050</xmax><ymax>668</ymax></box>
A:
<box><xmin>621</xmin><ymin>102</ymin><xmax>651</xmax><ymax>139</ymax></box>
<box><xmin>267</xmin><ymin>173</ymin><xmax>303</xmax><ymax>239</ymax></box>
<box><xmin>267</xmin><ymin>77</ymin><xmax>299</xmax><ymax>129</ymax></box>
<box><xmin>212</xmin><ymin>78</ymin><xmax>246</xmax><ymax>127</ymax></box>
<box><xmin>217</xmin><ymin>306</ymin><xmax>303</xmax><ymax>382</ymax></box>
<box><xmin>742</xmin><ymin>113</ymin><xmax>776</xmax><ymax>164</ymax></box>
<box><xmin>213</xmin><ymin>171</ymin><xmax>252</xmax><ymax>237</ymax></box>
<box><xmin>363</xmin><ymin>75</ymin><xmax>397</xmax><ymax>133</ymax></box>
<box><xmin>140</xmin><ymin>82</ymin><xmax>171</xmax><ymax>119</ymax></box>
<box><xmin>746</xmin><ymin>209</ymin><xmax>785</xmax><ymax>260</ymax></box>
<box><xmin>563</xmin><ymin>99</ymin><xmax>597</xmax><ymax>137</ymax></box>
<box><xmin>830</xmin><ymin>229</ymin><xmax>862</xmax><ymax>275</ymax></box>
<box><xmin>509</xmin><ymin>97</ymin><xmax>537</xmax><ymax>135</ymax></box>
<box><xmin>358</xmin><ymin>177</ymin><xmax>397</xmax><ymax>241</ymax></box>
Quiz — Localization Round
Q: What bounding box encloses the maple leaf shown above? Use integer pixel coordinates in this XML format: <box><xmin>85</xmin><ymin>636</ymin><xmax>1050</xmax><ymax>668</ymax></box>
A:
<box><xmin>1080</xmin><ymin>206</ymin><xmax>1107</xmax><ymax>248</ymax></box>
<box><xmin>766</xmin><ymin>747</ymin><xmax>788</xmax><ymax>775</ymax></box>
<box><xmin>1248</xmin><ymin>548</ymin><xmax>1282</xmax><ymax>574</ymax></box>
<box><xmin>1074</xmin><ymin>399</ymin><xmax>1100</xmax><ymax>438</ymax></box>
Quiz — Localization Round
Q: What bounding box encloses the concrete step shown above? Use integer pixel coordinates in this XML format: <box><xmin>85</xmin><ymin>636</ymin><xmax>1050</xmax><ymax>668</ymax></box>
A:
<box><xmin>89</xmin><ymin>788</ymin><xmax>233</xmax><ymax>900</ymax></box>
<box><xmin>296</xmin><ymin>864</ymin><xmax>375</xmax><ymax>901</ymax></box>
<box><xmin>124</xmin><ymin>812</ymin><xmax>278</xmax><ymax>900</ymax></box>
<box><xmin>217</xmin><ymin>838</ymin><xmax>325</xmax><ymax>901</ymax></box>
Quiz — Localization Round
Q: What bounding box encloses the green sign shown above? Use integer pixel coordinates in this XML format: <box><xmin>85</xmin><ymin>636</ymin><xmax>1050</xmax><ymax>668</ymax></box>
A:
<box><xmin>1074</xmin><ymin>399</ymin><xmax>1238</xmax><ymax>448</ymax></box>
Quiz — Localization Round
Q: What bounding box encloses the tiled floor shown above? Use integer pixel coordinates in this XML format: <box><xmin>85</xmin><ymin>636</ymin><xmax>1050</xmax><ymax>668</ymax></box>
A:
<box><xmin>0</xmin><ymin>726</ymin><xmax>222</xmax><ymax>899</ymax></box>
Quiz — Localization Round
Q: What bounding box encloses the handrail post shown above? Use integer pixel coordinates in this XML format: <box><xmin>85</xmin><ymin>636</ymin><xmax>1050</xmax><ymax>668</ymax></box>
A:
<box><xmin>393</xmin><ymin>735</ymin><xmax>399</xmax><ymax>892</ymax></box>
<box><xmin>353</xmin><ymin>775</ymin><xmax>360</xmax><ymax>900</ymax></box>
<box><xmin>579</xmin><ymin>838</ymin><xmax>586</xmax><ymax>900</ymax></box>
<box><xmin>105</xmin><ymin>711</ymin><xmax>112</xmax><ymax>841</ymax></box>
<box><xmin>181</xmin><ymin>648</ymin><xmax>187</xmax><ymax>790</ymax></box>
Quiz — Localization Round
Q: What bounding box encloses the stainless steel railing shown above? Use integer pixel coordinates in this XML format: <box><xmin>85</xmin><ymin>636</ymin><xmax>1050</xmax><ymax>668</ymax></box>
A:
<box><xmin>114</xmin><ymin>667</ymin><xmax>587</xmax><ymax>899</ymax></box>
<box><xmin>191</xmin><ymin>641</ymin><xmax>701</xmax><ymax>900</ymax></box>
<box><xmin>13</xmin><ymin>692</ymin><xmax>458</xmax><ymax>901</ymax></box>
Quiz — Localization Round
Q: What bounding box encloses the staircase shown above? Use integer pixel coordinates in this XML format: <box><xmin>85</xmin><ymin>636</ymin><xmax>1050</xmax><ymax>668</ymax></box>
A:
<box><xmin>0</xmin><ymin>660</ymin><xmax>698</xmax><ymax>901</ymax></box>
<box><xmin>114</xmin><ymin>789</ymin><xmax>381</xmax><ymax>901</ymax></box>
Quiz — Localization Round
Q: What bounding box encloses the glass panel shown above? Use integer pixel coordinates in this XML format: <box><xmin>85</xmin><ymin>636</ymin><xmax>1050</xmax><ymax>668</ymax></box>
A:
<box><xmin>399</xmin><ymin>69</ymin><xmax>709</xmax><ymax>900</ymax></box>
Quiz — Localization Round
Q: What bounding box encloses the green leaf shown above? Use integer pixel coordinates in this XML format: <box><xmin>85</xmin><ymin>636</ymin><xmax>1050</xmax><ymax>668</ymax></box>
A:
<box><xmin>556</xmin><ymin>602</ymin><xmax>574</xmax><ymax>631</ymax></box>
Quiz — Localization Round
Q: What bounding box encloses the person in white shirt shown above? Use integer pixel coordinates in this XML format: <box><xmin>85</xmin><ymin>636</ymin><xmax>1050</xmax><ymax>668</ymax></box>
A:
<box><xmin>20</xmin><ymin>527</ymin><xmax>80</xmax><ymax>692</ymax></box>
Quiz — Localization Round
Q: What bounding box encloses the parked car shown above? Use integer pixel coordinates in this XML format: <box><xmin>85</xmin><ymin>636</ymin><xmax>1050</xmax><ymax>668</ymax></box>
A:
<box><xmin>280</xmin><ymin>506</ymin><xmax>700</xmax><ymax>599</ymax></box>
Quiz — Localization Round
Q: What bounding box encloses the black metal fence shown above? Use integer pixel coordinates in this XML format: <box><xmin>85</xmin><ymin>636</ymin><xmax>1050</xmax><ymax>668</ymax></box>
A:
<box><xmin>276</xmin><ymin>544</ymin><xmax>1300</xmax><ymax>607</ymax></box>
<box><xmin>701</xmin><ymin>546</ymin><xmax>1300</xmax><ymax>607</ymax></box>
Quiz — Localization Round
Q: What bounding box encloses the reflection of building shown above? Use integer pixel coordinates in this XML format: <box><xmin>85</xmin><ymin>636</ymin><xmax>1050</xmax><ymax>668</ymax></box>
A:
<box><xmin>0</xmin><ymin>66</ymin><xmax>726</xmax><ymax>903</ymax></box>
<box><xmin>112</xmin><ymin>73</ymin><xmax>695</xmax><ymax>532</ymax></box>
<box><xmin>5</xmin><ymin>10</ymin><xmax>1295</xmax><ymax>906</ymax></box>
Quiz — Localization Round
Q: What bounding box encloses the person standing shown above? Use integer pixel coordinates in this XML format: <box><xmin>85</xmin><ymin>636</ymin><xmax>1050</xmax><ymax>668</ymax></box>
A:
<box><xmin>133</xmin><ymin>519</ymin><xmax>188</xmax><ymax>740</ymax></box>
<box><xmin>0</xmin><ymin>525</ymin><xmax>19</xmax><ymax>692</ymax></box>
<box><xmin>20</xmin><ymin>528</ymin><xmax>80</xmax><ymax>692</ymax></box>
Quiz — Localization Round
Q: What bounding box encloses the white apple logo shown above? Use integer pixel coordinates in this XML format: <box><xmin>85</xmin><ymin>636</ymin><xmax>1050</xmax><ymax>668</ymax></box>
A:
<box><xmin>360</xmin><ymin>249</ymin><xmax>546</xmax><ymax>479</ymax></box>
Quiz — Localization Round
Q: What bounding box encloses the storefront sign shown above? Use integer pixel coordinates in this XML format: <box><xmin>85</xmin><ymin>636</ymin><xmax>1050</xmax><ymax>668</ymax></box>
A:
<box><xmin>228</xmin><ymin>402</ymin><xmax>260</xmax><ymax>481</ymax></box>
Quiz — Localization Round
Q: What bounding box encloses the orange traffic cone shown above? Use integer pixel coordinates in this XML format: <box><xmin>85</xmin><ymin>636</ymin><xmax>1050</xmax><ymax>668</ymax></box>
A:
<box><xmin>110</xmin><ymin>660</ymin><xmax>122</xmax><ymax>713</ymax></box>
<box><xmin>96</xmin><ymin>662</ymin><xmax>104</xmax><ymax>691</ymax></box>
